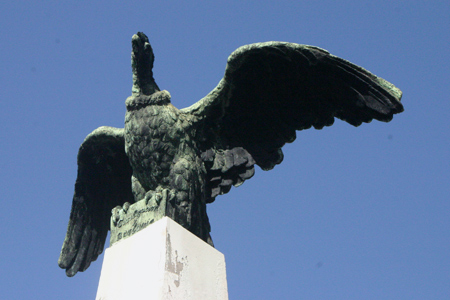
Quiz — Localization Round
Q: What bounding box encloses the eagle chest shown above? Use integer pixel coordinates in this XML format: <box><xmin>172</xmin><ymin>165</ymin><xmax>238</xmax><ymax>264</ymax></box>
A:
<box><xmin>125</xmin><ymin>105</ymin><xmax>180</xmax><ymax>188</ymax></box>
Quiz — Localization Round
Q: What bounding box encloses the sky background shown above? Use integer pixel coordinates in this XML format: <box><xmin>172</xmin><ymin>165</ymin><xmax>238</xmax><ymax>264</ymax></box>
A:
<box><xmin>1</xmin><ymin>1</ymin><xmax>449</xmax><ymax>299</ymax></box>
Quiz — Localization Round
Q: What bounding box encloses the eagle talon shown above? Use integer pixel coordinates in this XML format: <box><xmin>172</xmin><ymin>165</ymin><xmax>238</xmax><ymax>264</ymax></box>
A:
<box><xmin>111</xmin><ymin>206</ymin><xmax>122</xmax><ymax>226</ymax></box>
<box><xmin>144</xmin><ymin>191</ymin><xmax>154</xmax><ymax>205</ymax></box>
<box><xmin>169</xmin><ymin>190</ymin><xmax>176</xmax><ymax>201</ymax></box>
<box><xmin>144</xmin><ymin>188</ymin><xmax>176</xmax><ymax>207</ymax></box>
<box><xmin>155</xmin><ymin>193</ymin><xmax>162</xmax><ymax>204</ymax></box>
<box><xmin>144</xmin><ymin>189</ymin><xmax>163</xmax><ymax>207</ymax></box>
<box><xmin>122</xmin><ymin>202</ymin><xmax>131</xmax><ymax>213</ymax></box>
<box><xmin>111</xmin><ymin>202</ymin><xmax>132</xmax><ymax>226</ymax></box>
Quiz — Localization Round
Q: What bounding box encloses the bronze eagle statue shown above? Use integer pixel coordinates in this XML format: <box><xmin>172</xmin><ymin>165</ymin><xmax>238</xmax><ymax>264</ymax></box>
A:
<box><xmin>58</xmin><ymin>32</ymin><xmax>403</xmax><ymax>277</ymax></box>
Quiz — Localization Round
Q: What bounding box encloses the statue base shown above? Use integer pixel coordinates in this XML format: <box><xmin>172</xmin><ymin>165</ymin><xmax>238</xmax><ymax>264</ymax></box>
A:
<box><xmin>110</xmin><ymin>197</ymin><xmax>169</xmax><ymax>245</ymax></box>
<box><xmin>96</xmin><ymin>217</ymin><xmax>229</xmax><ymax>300</ymax></box>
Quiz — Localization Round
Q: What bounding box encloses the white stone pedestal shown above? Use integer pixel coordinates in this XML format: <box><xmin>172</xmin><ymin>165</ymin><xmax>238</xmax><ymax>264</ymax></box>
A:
<box><xmin>95</xmin><ymin>217</ymin><xmax>228</xmax><ymax>300</ymax></box>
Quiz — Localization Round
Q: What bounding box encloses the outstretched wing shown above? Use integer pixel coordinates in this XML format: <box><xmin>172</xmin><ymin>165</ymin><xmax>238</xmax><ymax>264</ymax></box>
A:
<box><xmin>182</xmin><ymin>42</ymin><xmax>403</xmax><ymax>198</ymax></box>
<box><xmin>58</xmin><ymin>126</ymin><xmax>133</xmax><ymax>277</ymax></box>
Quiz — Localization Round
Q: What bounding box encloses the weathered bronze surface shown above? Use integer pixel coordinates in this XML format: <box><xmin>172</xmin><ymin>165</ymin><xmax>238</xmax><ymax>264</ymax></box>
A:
<box><xmin>59</xmin><ymin>32</ymin><xmax>403</xmax><ymax>277</ymax></box>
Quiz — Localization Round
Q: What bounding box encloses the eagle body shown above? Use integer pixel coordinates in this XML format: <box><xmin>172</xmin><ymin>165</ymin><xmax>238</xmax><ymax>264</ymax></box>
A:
<box><xmin>125</xmin><ymin>91</ymin><xmax>183</xmax><ymax>192</ymax></box>
<box><xmin>124</xmin><ymin>90</ymin><xmax>212</xmax><ymax>244</ymax></box>
<box><xmin>58</xmin><ymin>32</ymin><xmax>403</xmax><ymax>276</ymax></box>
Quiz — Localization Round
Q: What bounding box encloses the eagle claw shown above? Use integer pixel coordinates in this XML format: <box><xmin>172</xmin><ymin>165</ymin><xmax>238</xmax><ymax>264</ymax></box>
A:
<box><xmin>111</xmin><ymin>202</ymin><xmax>131</xmax><ymax>226</ymax></box>
<box><xmin>144</xmin><ymin>187</ymin><xmax>176</xmax><ymax>207</ymax></box>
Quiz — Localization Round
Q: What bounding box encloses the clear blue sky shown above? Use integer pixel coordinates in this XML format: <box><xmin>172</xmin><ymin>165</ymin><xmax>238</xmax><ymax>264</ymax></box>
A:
<box><xmin>1</xmin><ymin>1</ymin><xmax>449</xmax><ymax>299</ymax></box>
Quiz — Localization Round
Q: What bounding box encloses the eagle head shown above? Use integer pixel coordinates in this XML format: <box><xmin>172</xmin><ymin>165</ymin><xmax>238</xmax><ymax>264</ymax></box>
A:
<box><xmin>131</xmin><ymin>32</ymin><xmax>160</xmax><ymax>96</ymax></box>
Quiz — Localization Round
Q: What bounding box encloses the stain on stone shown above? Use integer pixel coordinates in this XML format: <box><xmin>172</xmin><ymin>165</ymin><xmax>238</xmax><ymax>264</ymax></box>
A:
<box><xmin>165</xmin><ymin>233</ymin><xmax>187</xmax><ymax>287</ymax></box>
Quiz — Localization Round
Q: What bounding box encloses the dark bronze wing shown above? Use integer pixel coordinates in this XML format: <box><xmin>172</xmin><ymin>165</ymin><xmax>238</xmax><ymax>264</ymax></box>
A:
<box><xmin>182</xmin><ymin>42</ymin><xmax>403</xmax><ymax>199</ymax></box>
<box><xmin>58</xmin><ymin>126</ymin><xmax>133</xmax><ymax>277</ymax></box>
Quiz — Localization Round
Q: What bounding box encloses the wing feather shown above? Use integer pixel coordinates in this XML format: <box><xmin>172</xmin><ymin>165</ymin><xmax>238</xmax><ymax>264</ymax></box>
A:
<box><xmin>183</xmin><ymin>42</ymin><xmax>403</xmax><ymax>174</ymax></box>
<box><xmin>58</xmin><ymin>126</ymin><xmax>133</xmax><ymax>276</ymax></box>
